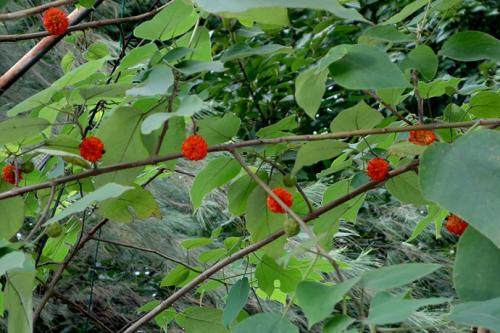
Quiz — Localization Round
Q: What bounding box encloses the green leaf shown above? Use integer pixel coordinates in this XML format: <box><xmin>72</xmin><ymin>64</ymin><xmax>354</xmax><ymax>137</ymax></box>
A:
<box><xmin>255</xmin><ymin>255</ymin><xmax>301</xmax><ymax>296</ymax></box>
<box><xmin>119</xmin><ymin>43</ymin><xmax>158</xmax><ymax>71</ymax></box>
<box><xmin>330</xmin><ymin>44</ymin><xmax>410</xmax><ymax>90</ymax></box>
<box><xmin>323</xmin><ymin>315</ymin><xmax>355</xmax><ymax>333</ymax></box>
<box><xmin>222</xmin><ymin>277</ymin><xmax>250</xmax><ymax>327</ymax></box>
<box><xmin>177</xmin><ymin>26</ymin><xmax>212</xmax><ymax>62</ymax></box>
<box><xmin>296</xmin><ymin>278</ymin><xmax>358</xmax><ymax>327</ymax></box>
<box><xmin>194</xmin><ymin>0</ymin><xmax>368</xmax><ymax>23</ymax></box>
<box><xmin>368</xmin><ymin>293</ymin><xmax>449</xmax><ymax>325</ymax></box>
<box><xmin>141</xmin><ymin>95</ymin><xmax>204</xmax><ymax>134</ymax></box>
<box><xmin>228</xmin><ymin>174</ymin><xmax>259</xmax><ymax>215</ymax></box>
<box><xmin>407</xmin><ymin>204</ymin><xmax>448</xmax><ymax>242</ymax></box>
<box><xmin>385</xmin><ymin>172</ymin><xmax>428</xmax><ymax>205</ymax></box>
<box><xmin>256</xmin><ymin>116</ymin><xmax>297</xmax><ymax>138</ymax></box>
<box><xmin>383</xmin><ymin>0</ymin><xmax>429</xmax><ymax>25</ymax></box>
<box><xmin>388</xmin><ymin>141</ymin><xmax>426</xmax><ymax>157</ymax></box>
<box><xmin>181</xmin><ymin>237</ymin><xmax>212</xmax><ymax>250</ymax></box>
<box><xmin>161</xmin><ymin>265</ymin><xmax>191</xmax><ymax>287</ymax></box>
<box><xmin>7</xmin><ymin>87</ymin><xmax>57</xmax><ymax>117</ymax></box>
<box><xmin>47</xmin><ymin>184</ymin><xmax>133</xmax><ymax>224</ymax></box>
<box><xmin>402</xmin><ymin>44</ymin><xmax>438</xmax><ymax>81</ymax></box>
<box><xmin>197</xmin><ymin>113</ymin><xmax>241</xmax><ymax>145</ymax></box>
<box><xmin>361</xmin><ymin>263</ymin><xmax>441</xmax><ymax>291</ymax></box>
<box><xmin>52</xmin><ymin>59</ymin><xmax>105</xmax><ymax>89</ymax></box>
<box><xmin>176</xmin><ymin>306</ymin><xmax>229</xmax><ymax>333</ymax></box>
<box><xmin>126</xmin><ymin>65</ymin><xmax>174</xmax><ymax>97</ymax></box>
<box><xmin>61</xmin><ymin>51</ymin><xmax>75</xmax><ymax>73</ymax></box>
<box><xmin>0</xmin><ymin>183</ymin><xmax>25</xmax><ymax>240</ymax></box>
<box><xmin>198</xmin><ymin>248</ymin><xmax>226</xmax><ymax>264</ymax></box>
<box><xmin>221</xmin><ymin>43</ymin><xmax>291</xmax><ymax>62</ymax></box>
<box><xmin>176</xmin><ymin>60</ymin><xmax>225</xmax><ymax>75</ymax></box>
<box><xmin>84</xmin><ymin>42</ymin><xmax>109</xmax><ymax>61</ymax></box>
<box><xmin>292</xmin><ymin>140</ymin><xmax>348</xmax><ymax>175</ymax></box>
<box><xmin>361</xmin><ymin>25</ymin><xmax>414</xmax><ymax>43</ymax></box>
<box><xmin>96</xmin><ymin>106</ymin><xmax>150</xmax><ymax>186</ymax></box>
<box><xmin>469</xmin><ymin>91</ymin><xmax>500</xmax><ymax>118</ymax></box>
<box><xmin>190</xmin><ymin>157</ymin><xmax>241</xmax><ymax>208</ymax></box>
<box><xmin>219</xmin><ymin>7</ymin><xmax>289</xmax><ymax>27</ymax></box>
<box><xmin>420</xmin><ymin>130</ymin><xmax>500</xmax><ymax>248</ymax></box>
<box><xmin>454</xmin><ymin>228</ymin><xmax>500</xmax><ymax>302</ymax></box>
<box><xmin>0</xmin><ymin>117</ymin><xmax>50</xmax><ymax>145</ymax></box>
<box><xmin>448</xmin><ymin>297</ymin><xmax>500</xmax><ymax>332</ymax></box>
<box><xmin>134</xmin><ymin>0</ymin><xmax>199</xmax><ymax>41</ymax></box>
<box><xmin>232</xmin><ymin>312</ymin><xmax>298</xmax><ymax>333</ymax></box>
<box><xmin>99</xmin><ymin>186</ymin><xmax>160</xmax><ymax>223</ymax></box>
<box><xmin>330</xmin><ymin>101</ymin><xmax>383</xmax><ymax>133</ymax></box>
<box><xmin>0</xmin><ymin>252</ymin><xmax>26</xmax><ymax>276</ymax></box>
<box><xmin>418</xmin><ymin>76</ymin><xmax>461</xmax><ymax>98</ymax></box>
<box><xmin>440</xmin><ymin>31</ymin><xmax>500</xmax><ymax>62</ymax></box>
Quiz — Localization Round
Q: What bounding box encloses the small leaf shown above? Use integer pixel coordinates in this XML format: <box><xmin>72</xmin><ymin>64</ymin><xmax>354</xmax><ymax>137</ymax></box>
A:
<box><xmin>402</xmin><ymin>44</ymin><xmax>438</xmax><ymax>81</ymax></box>
<box><xmin>99</xmin><ymin>186</ymin><xmax>160</xmax><ymax>223</ymax></box>
<box><xmin>330</xmin><ymin>101</ymin><xmax>383</xmax><ymax>133</ymax></box>
<box><xmin>161</xmin><ymin>265</ymin><xmax>191</xmax><ymax>287</ymax></box>
<box><xmin>0</xmin><ymin>183</ymin><xmax>25</xmax><ymax>240</ymax></box>
<box><xmin>255</xmin><ymin>255</ymin><xmax>301</xmax><ymax>296</ymax></box>
<box><xmin>361</xmin><ymin>263</ymin><xmax>441</xmax><ymax>291</ymax></box>
<box><xmin>222</xmin><ymin>277</ymin><xmax>250</xmax><ymax>327</ymax></box>
<box><xmin>222</xmin><ymin>43</ymin><xmax>291</xmax><ymax>61</ymax></box>
<box><xmin>385</xmin><ymin>172</ymin><xmax>428</xmax><ymax>206</ymax></box>
<box><xmin>181</xmin><ymin>238</ymin><xmax>212</xmax><ymax>250</ymax></box>
<box><xmin>361</xmin><ymin>25</ymin><xmax>413</xmax><ymax>43</ymax></box>
<box><xmin>126</xmin><ymin>65</ymin><xmax>174</xmax><ymax>97</ymax></box>
<box><xmin>323</xmin><ymin>314</ymin><xmax>355</xmax><ymax>333</ymax></box>
<box><xmin>197</xmin><ymin>113</ymin><xmax>241</xmax><ymax>145</ymax></box>
<box><xmin>176</xmin><ymin>60</ymin><xmax>225</xmax><ymax>75</ymax></box>
<box><xmin>469</xmin><ymin>91</ymin><xmax>500</xmax><ymax>119</ymax></box>
<box><xmin>292</xmin><ymin>140</ymin><xmax>348</xmax><ymax>175</ymax></box>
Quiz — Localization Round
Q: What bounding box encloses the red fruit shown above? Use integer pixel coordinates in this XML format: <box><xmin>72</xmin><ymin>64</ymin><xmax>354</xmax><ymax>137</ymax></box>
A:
<box><xmin>2</xmin><ymin>164</ymin><xmax>22</xmax><ymax>185</ymax></box>
<box><xmin>79</xmin><ymin>136</ymin><xmax>105</xmax><ymax>163</ymax></box>
<box><xmin>366</xmin><ymin>157</ymin><xmax>390</xmax><ymax>182</ymax></box>
<box><xmin>409</xmin><ymin>130</ymin><xmax>436</xmax><ymax>146</ymax></box>
<box><xmin>267</xmin><ymin>187</ymin><xmax>293</xmax><ymax>214</ymax></box>
<box><xmin>43</xmin><ymin>8</ymin><xmax>69</xmax><ymax>36</ymax></box>
<box><xmin>182</xmin><ymin>135</ymin><xmax>208</xmax><ymax>161</ymax></box>
<box><xmin>445</xmin><ymin>214</ymin><xmax>469</xmax><ymax>236</ymax></box>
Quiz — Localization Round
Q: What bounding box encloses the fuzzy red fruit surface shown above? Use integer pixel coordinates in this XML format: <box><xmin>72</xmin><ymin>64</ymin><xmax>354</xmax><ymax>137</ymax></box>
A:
<box><xmin>43</xmin><ymin>8</ymin><xmax>69</xmax><ymax>36</ymax></box>
<box><xmin>79</xmin><ymin>136</ymin><xmax>105</xmax><ymax>163</ymax></box>
<box><xmin>182</xmin><ymin>135</ymin><xmax>208</xmax><ymax>161</ymax></box>
<box><xmin>445</xmin><ymin>214</ymin><xmax>469</xmax><ymax>236</ymax></box>
<box><xmin>366</xmin><ymin>157</ymin><xmax>390</xmax><ymax>182</ymax></box>
<box><xmin>409</xmin><ymin>130</ymin><xmax>436</xmax><ymax>146</ymax></box>
<box><xmin>267</xmin><ymin>187</ymin><xmax>293</xmax><ymax>214</ymax></box>
<box><xmin>2</xmin><ymin>164</ymin><xmax>22</xmax><ymax>185</ymax></box>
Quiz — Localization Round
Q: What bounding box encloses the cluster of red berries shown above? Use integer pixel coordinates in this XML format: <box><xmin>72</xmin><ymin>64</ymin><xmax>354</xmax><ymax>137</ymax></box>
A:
<box><xmin>182</xmin><ymin>135</ymin><xmax>208</xmax><ymax>161</ymax></box>
<box><xmin>366</xmin><ymin>157</ymin><xmax>390</xmax><ymax>182</ymax></box>
<box><xmin>445</xmin><ymin>214</ymin><xmax>469</xmax><ymax>236</ymax></box>
<box><xmin>43</xmin><ymin>8</ymin><xmax>69</xmax><ymax>36</ymax></box>
<box><xmin>266</xmin><ymin>187</ymin><xmax>293</xmax><ymax>214</ymax></box>
<box><xmin>79</xmin><ymin>136</ymin><xmax>105</xmax><ymax>163</ymax></box>
<box><xmin>2</xmin><ymin>164</ymin><xmax>23</xmax><ymax>185</ymax></box>
<box><xmin>409</xmin><ymin>130</ymin><xmax>436</xmax><ymax>146</ymax></box>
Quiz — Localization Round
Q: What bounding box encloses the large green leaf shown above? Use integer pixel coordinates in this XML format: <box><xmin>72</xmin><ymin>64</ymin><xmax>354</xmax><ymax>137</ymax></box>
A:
<box><xmin>133</xmin><ymin>0</ymin><xmax>199</xmax><ymax>41</ymax></box>
<box><xmin>255</xmin><ymin>255</ymin><xmax>301</xmax><ymax>296</ymax></box>
<box><xmin>360</xmin><ymin>25</ymin><xmax>413</xmax><ymax>43</ymax></box>
<box><xmin>0</xmin><ymin>117</ymin><xmax>50</xmax><ymax>145</ymax></box>
<box><xmin>221</xmin><ymin>43</ymin><xmax>291</xmax><ymax>62</ymax></box>
<box><xmin>126</xmin><ymin>65</ymin><xmax>174</xmax><ymax>97</ymax></box>
<box><xmin>368</xmin><ymin>292</ymin><xmax>449</xmax><ymax>325</ymax></box>
<box><xmin>119</xmin><ymin>43</ymin><xmax>158</xmax><ymax>71</ymax></box>
<box><xmin>47</xmin><ymin>183</ymin><xmax>133</xmax><ymax>224</ymax></box>
<box><xmin>222</xmin><ymin>277</ymin><xmax>250</xmax><ymax>327</ymax></box>
<box><xmin>197</xmin><ymin>113</ymin><xmax>241</xmax><ymax>145</ymax></box>
<box><xmin>420</xmin><ymin>130</ymin><xmax>500</xmax><ymax>248</ymax></box>
<box><xmin>453</xmin><ymin>228</ymin><xmax>500</xmax><ymax>302</ymax></box>
<box><xmin>439</xmin><ymin>31</ymin><xmax>500</xmax><ymax>62</ymax></box>
<box><xmin>330</xmin><ymin>44</ymin><xmax>410</xmax><ymax>90</ymax></box>
<box><xmin>176</xmin><ymin>306</ymin><xmax>228</xmax><ymax>333</ymax></box>
<box><xmin>323</xmin><ymin>315</ymin><xmax>355</xmax><ymax>333</ymax></box>
<box><xmin>296</xmin><ymin>278</ymin><xmax>358</xmax><ymax>327</ymax></box>
<box><xmin>291</xmin><ymin>140</ymin><xmax>348</xmax><ymax>175</ymax></box>
<box><xmin>232</xmin><ymin>312</ymin><xmax>298</xmax><ymax>333</ymax></box>
<box><xmin>401</xmin><ymin>44</ymin><xmax>438</xmax><ymax>81</ymax></box>
<box><xmin>227</xmin><ymin>174</ymin><xmax>259</xmax><ymax>216</ymax></box>
<box><xmin>194</xmin><ymin>0</ymin><xmax>368</xmax><ymax>23</ymax></box>
<box><xmin>7</xmin><ymin>87</ymin><xmax>57</xmax><ymax>117</ymax></box>
<box><xmin>330</xmin><ymin>101</ymin><xmax>383</xmax><ymax>133</ymax></box>
<box><xmin>448</xmin><ymin>297</ymin><xmax>500</xmax><ymax>332</ymax></box>
<box><xmin>0</xmin><ymin>183</ymin><xmax>25</xmax><ymax>240</ymax></box>
<box><xmin>0</xmin><ymin>251</ymin><xmax>26</xmax><ymax>276</ymax></box>
<box><xmin>468</xmin><ymin>91</ymin><xmax>500</xmax><ymax>118</ymax></box>
<box><xmin>99</xmin><ymin>186</ymin><xmax>160</xmax><ymax>223</ymax></box>
<box><xmin>385</xmin><ymin>172</ymin><xmax>428</xmax><ymax>206</ymax></box>
<box><xmin>361</xmin><ymin>263</ymin><xmax>441</xmax><ymax>291</ymax></box>
<box><xmin>382</xmin><ymin>0</ymin><xmax>429</xmax><ymax>25</ymax></box>
<box><xmin>177</xmin><ymin>26</ymin><xmax>212</xmax><ymax>61</ymax></box>
<box><xmin>190</xmin><ymin>157</ymin><xmax>241</xmax><ymax>209</ymax></box>
<box><xmin>219</xmin><ymin>7</ymin><xmax>289</xmax><ymax>27</ymax></box>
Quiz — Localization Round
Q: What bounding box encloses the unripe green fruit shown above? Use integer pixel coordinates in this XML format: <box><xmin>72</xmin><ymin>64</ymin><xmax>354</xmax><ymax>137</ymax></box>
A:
<box><xmin>283</xmin><ymin>174</ymin><xmax>297</xmax><ymax>187</ymax></box>
<box><xmin>21</xmin><ymin>161</ymin><xmax>35</xmax><ymax>173</ymax></box>
<box><xmin>46</xmin><ymin>223</ymin><xmax>63</xmax><ymax>238</ymax></box>
<box><xmin>284</xmin><ymin>218</ymin><xmax>300</xmax><ymax>237</ymax></box>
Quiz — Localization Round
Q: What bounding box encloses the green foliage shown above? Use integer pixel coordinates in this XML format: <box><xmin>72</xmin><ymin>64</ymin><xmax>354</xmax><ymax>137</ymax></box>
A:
<box><xmin>231</xmin><ymin>312</ymin><xmax>298</xmax><ymax>333</ymax></box>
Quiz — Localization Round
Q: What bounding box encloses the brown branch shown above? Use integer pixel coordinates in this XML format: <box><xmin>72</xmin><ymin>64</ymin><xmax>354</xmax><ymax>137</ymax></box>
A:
<box><xmin>52</xmin><ymin>291</ymin><xmax>114</xmax><ymax>333</ymax></box>
<box><xmin>120</xmin><ymin>160</ymin><xmax>419</xmax><ymax>332</ymax></box>
<box><xmin>0</xmin><ymin>119</ymin><xmax>498</xmax><ymax>201</ymax></box>
<box><xmin>0</xmin><ymin>6</ymin><xmax>165</xmax><ymax>42</ymax></box>
<box><xmin>364</xmin><ymin>89</ymin><xmax>413</xmax><ymax>125</ymax></box>
<box><xmin>0</xmin><ymin>0</ymin><xmax>76</xmax><ymax>21</ymax></box>
<box><xmin>0</xmin><ymin>0</ymin><xmax>104</xmax><ymax>95</ymax></box>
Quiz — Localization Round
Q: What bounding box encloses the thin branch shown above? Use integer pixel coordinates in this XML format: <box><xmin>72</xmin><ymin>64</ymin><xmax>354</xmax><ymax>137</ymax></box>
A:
<box><xmin>0</xmin><ymin>0</ymin><xmax>76</xmax><ymax>21</ymax></box>
<box><xmin>412</xmin><ymin>70</ymin><xmax>425</xmax><ymax>123</ymax></box>
<box><xmin>120</xmin><ymin>160</ymin><xmax>419</xmax><ymax>332</ymax></box>
<box><xmin>26</xmin><ymin>185</ymin><xmax>56</xmax><ymax>241</ymax></box>
<box><xmin>0</xmin><ymin>5</ymin><xmax>165</xmax><ymax>42</ymax></box>
<box><xmin>91</xmin><ymin>236</ymin><xmax>227</xmax><ymax>285</ymax></box>
<box><xmin>51</xmin><ymin>291</ymin><xmax>114</xmax><ymax>333</ymax></box>
<box><xmin>155</xmin><ymin>72</ymin><xmax>180</xmax><ymax>155</ymax></box>
<box><xmin>0</xmin><ymin>119</ymin><xmax>498</xmax><ymax>201</ymax></box>
<box><xmin>363</xmin><ymin>89</ymin><xmax>413</xmax><ymax>125</ymax></box>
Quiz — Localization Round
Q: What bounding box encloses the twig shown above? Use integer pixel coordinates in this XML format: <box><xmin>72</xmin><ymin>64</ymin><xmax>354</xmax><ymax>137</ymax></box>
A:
<box><xmin>0</xmin><ymin>119</ymin><xmax>498</xmax><ymax>201</ymax></box>
<box><xmin>26</xmin><ymin>185</ymin><xmax>56</xmax><ymax>241</ymax></box>
<box><xmin>412</xmin><ymin>70</ymin><xmax>425</xmax><ymax>123</ymax></box>
<box><xmin>363</xmin><ymin>89</ymin><xmax>413</xmax><ymax>125</ymax></box>
<box><xmin>0</xmin><ymin>0</ymin><xmax>76</xmax><ymax>21</ymax></box>
<box><xmin>155</xmin><ymin>72</ymin><xmax>180</xmax><ymax>155</ymax></box>
<box><xmin>120</xmin><ymin>160</ymin><xmax>419</xmax><ymax>332</ymax></box>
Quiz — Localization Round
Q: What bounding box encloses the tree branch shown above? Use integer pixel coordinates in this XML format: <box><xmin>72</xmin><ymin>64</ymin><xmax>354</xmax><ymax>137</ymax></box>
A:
<box><xmin>363</xmin><ymin>89</ymin><xmax>413</xmax><ymax>125</ymax></box>
<box><xmin>0</xmin><ymin>0</ymin><xmax>76</xmax><ymax>21</ymax></box>
<box><xmin>120</xmin><ymin>160</ymin><xmax>419</xmax><ymax>332</ymax></box>
<box><xmin>0</xmin><ymin>119</ymin><xmax>497</xmax><ymax>201</ymax></box>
